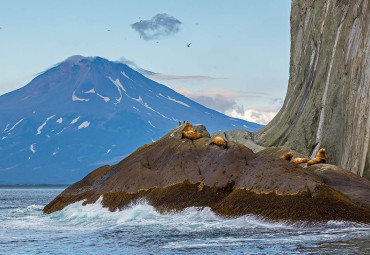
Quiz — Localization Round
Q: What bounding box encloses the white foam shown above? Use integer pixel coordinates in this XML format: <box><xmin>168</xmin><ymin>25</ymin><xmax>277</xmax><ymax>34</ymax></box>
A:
<box><xmin>56</xmin><ymin>118</ymin><xmax>63</xmax><ymax>124</ymax></box>
<box><xmin>54</xmin><ymin>199</ymin><xmax>290</xmax><ymax>230</ymax></box>
<box><xmin>106</xmin><ymin>149</ymin><xmax>111</xmax><ymax>154</ymax></box>
<box><xmin>72</xmin><ymin>91</ymin><xmax>89</xmax><ymax>102</ymax></box>
<box><xmin>2</xmin><ymin>198</ymin><xmax>369</xmax><ymax>248</ymax></box>
<box><xmin>70</xmin><ymin>116</ymin><xmax>80</xmax><ymax>124</ymax></box>
<box><xmin>36</xmin><ymin>115</ymin><xmax>55</xmax><ymax>135</ymax></box>
<box><xmin>78</xmin><ymin>121</ymin><xmax>90</xmax><ymax>129</ymax></box>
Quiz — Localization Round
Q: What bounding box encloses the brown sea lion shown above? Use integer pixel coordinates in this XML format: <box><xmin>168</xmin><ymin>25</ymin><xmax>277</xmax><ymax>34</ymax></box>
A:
<box><xmin>291</xmin><ymin>158</ymin><xmax>309</xmax><ymax>165</ymax></box>
<box><xmin>307</xmin><ymin>148</ymin><xmax>327</xmax><ymax>166</ymax></box>
<box><xmin>280</xmin><ymin>152</ymin><xmax>293</xmax><ymax>161</ymax></box>
<box><xmin>181</xmin><ymin>122</ymin><xmax>203</xmax><ymax>140</ymax></box>
<box><xmin>210</xmin><ymin>136</ymin><xmax>227</xmax><ymax>147</ymax></box>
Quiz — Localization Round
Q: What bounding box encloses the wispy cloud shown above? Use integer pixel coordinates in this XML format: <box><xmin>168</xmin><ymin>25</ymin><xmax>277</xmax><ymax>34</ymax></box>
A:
<box><xmin>117</xmin><ymin>56</ymin><xmax>282</xmax><ymax>125</ymax></box>
<box><xmin>118</xmin><ymin>57</ymin><xmax>221</xmax><ymax>81</ymax></box>
<box><xmin>131</xmin><ymin>13</ymin><xmax>182</xmax><ymax>40</ymax></box>
<box><xmin>174</xmin><ymin>87</ymin><xmax>265</xmax><ymax>113</ymax></box>
<box><xmin>145</xmin><ymin>73</ymin><xmax>223</xmax><ymax>81</ymax></box>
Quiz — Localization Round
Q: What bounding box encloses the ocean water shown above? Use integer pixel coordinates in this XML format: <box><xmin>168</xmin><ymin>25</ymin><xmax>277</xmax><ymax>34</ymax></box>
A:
<box><xmin>0</xmin><ymin>187</ymin><xmax>369</xmax><ymax>254</ymax></box>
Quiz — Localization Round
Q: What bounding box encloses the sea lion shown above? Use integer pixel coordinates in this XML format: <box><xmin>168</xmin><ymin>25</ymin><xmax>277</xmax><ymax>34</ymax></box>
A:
<box><xmin>307</xmin><ymin>148</ymin><xmax>327</xmax><ymax>166</ymax></box>
<box><xmin>291</xmin><ymin>158</ymin><xmax>309</xmax><ymax>165</ymax></box>
<box><xmin>280</xmin><ymin>152</ymin><xmax>293</xmax><ymax>161</ymax></box>
<box><xmin>181</xmin><ymin>122</ymin><xmax>203</xmax><ymax>140</ymax></box>
<box><xmin>210</xmin><ymin>136</ymin><xmax>227</xmax><ymax>148</ymax></box>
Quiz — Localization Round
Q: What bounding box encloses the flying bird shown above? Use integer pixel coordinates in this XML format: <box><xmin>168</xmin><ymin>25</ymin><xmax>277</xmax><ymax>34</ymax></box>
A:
<box><xmin>187</xmin><ymin>43</ymin><xmax>192</xmax><ymax>47</ymax></box>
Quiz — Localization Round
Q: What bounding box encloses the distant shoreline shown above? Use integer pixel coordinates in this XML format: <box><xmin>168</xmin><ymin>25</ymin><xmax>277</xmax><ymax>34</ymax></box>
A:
<box><xmin>0</xmin><ymin>184</ymin><xmax>70</xmax><ymax>188</ymax></box>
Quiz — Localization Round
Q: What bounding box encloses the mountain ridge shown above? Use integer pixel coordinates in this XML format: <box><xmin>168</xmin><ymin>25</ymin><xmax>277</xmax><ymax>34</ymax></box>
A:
<box><xmin>0</xmin><ymin>56</ymin><xmax>262</xmax><ymax>184</ymax></box>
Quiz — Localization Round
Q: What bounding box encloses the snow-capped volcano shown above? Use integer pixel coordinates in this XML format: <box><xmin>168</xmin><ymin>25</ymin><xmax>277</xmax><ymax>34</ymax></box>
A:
<box><xmin>0</xmin><ymin>56</ymin><xmax>262</xmax><ymax>184</ymax></box>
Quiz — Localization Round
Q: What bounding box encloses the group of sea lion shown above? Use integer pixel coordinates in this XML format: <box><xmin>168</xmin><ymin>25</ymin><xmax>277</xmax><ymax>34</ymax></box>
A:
<box><xmin>280</xmin><ymin>149</ymin><xmax>327</xmax><ymax>166</ymax></box>
<box><xmin>181</xmin><ymin>122</ymin><xmax>327</xmax><ymax>166</ymax></box>
<box><xmin>181</xmin><ymin>122</ymin><xmax>228</xmax><ymax>148</ymax></box>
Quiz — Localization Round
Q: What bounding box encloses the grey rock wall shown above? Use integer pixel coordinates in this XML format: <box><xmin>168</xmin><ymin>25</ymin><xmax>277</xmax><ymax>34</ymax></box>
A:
<box><xmin>256</xmin><ymin>0</ymin><xmax>370</xmax><ymax>178</ymax></box>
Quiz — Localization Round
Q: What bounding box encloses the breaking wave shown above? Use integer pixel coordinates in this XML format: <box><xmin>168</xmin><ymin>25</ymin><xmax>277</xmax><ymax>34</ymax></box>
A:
<box><xmin>1</xmin><ymin>197</ymin><xmax>369</xmax><ymax>254</ymax></box>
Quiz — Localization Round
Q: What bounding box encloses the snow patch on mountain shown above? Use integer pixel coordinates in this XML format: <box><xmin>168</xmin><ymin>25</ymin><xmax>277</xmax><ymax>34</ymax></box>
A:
<box><xmin>1</xmin><ymin>124</ymin><xmax>10</xmax><ymax>134</ymax></box>
<box><xmin>70</xmin><ymin>116</ymin><xmax>80</xmax><ymax>124</ymax></box>
<box><xmin>121</xmin><ymin>71</ymin><xmax>132</xmax><ymax>81</ymax></box>
<box><xmin>96</xmin><ymin>93</ymin><xmax>110</xmax><ymax>102</ymax></box>
<box><xmin>30</xmin><ymin>143</ymin><xmax>36</xmax><ymax>153</ymax></box>
<box><xmin>148</xmin><ymin>121</ymin><xmax>155</xmax><ymax>128</ymax></box>
<box><xmin>83</xmin><ymin>88</ymin><xmax>110</xmax><ymax>102</ymax></box>
<box><xmin>108</xmin><ymin>76</ymin><xmax>126</xmax><ymax>104</ymax></box>
<box><xmin>8</xmin><ymin>119</ymin><xmax>24</xmax><ymax>133</ymax></box>
<box><xmin>56</xmin><ymin>127</ymin><xmax>68</xmax><ymax>135</ymax></box>
<box><xmin>158</xmin><ymin>93</ymin><xmax>190</xmax><ymax>108</ymax></box>
<box><xmin>167</xmin><ymin>96</ymin><xmax>190</xmax><ymax>108</ymax></box>
<box><xmin>126</xmin><ymin>94</ymin><xmax>171</xmax><ymax>120</ymax></box>
<box><xmin>36</xmin><ymin>115</ymin><xmax>55</xmax><ymax>135</ymax></box>
<box><xmin>72</xmin><ymin>91</ymin><xmax>89</xmax><ymax>102</ymax></box>
<box><xmin>78</xmin><ymin>121</ymin><xmax>90</xmax><ymax>129</ymax></box>
<box><xmin>84</xmin><ymin>89</ymin><xmax>95</xmax><ymax>93</ymax></box>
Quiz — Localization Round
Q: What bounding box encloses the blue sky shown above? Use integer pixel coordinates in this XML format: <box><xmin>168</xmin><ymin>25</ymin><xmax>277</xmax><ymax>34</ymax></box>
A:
<box><xmin>0</xmin><ymin>0</ymin><xmax>291</xmax><ymax>124</ymax></box>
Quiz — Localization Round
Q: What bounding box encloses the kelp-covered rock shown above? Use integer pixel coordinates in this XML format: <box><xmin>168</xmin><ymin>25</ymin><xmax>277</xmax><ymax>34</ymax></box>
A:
<box><xmin>44</xmin><ymin>126</ymin><xmax>370</xmax><ymax>223</ymax></box>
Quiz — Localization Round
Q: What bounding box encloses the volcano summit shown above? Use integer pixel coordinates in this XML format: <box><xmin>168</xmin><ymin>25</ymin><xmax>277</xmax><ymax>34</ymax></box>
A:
<box><xmin>0</xmin><ymin>56</ymin><xmax>261</xmax><ymax>184</ymax></box>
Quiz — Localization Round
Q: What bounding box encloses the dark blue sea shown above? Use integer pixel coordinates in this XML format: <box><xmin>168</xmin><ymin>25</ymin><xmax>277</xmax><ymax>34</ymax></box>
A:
<box><xmin>0</xmin><ymin>187</ymin><xmax>369</xmax><ymax>254</ymax></box>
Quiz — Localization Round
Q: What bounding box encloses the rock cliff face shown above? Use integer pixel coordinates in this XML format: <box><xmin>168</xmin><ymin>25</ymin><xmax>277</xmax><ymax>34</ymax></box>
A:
<box><xmin>257</xmin><ymin>0</ymin><xmax>370</xmax><ymax>179</ymax></box>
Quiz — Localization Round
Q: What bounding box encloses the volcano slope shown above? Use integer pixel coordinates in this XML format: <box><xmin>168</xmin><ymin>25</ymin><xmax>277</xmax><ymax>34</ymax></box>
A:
<box><xmin>44</xmin><ymin>125</ymin><xmax>370</xmax><ymax>223</ymax></box>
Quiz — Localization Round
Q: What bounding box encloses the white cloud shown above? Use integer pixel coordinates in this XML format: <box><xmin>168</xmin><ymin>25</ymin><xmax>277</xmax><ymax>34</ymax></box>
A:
<box><xmin>174</xmin><ymin>87</ymin><xmax>281</xmax><ymax>125</ymax></box>
<box><xmin>227</xmin><ymin>106</ymin><xmax>281</xmax><ymax>125</ymax></box>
